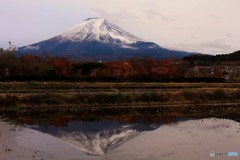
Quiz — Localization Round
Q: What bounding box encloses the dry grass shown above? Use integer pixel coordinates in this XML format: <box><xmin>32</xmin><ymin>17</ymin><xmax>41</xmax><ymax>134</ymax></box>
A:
<box><xmin>0</xmin><ymin>82</ymin><xmax>240</xmax><ymax>125</ymax></box>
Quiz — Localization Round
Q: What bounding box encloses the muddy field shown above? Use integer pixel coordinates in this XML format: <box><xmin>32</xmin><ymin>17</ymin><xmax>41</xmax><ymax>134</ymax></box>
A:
<box><xmin>0</xmin><ymin>82</ymin><xmax>239</xmax><ymax>124</ymax></box>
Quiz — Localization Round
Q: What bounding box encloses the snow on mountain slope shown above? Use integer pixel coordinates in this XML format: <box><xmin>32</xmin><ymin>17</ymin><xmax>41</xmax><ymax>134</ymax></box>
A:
<box><xmin>58</xmin><ymin>126</ymin><xmax>141</xmax><ymax>156</ymax></box>
<box><xmin>31</xmin><ymin>120</ymin><xmax>160</xmax><ymax>156</ymax></box>
<box><xmin>18</xmin><ymin>17</ymin><xmax>192</xmax><ymax>60</ymax></box>
<box><xmin>58</xmin><ymin>18</ymin><xmax>142</xmax><ymax>44</ymax></box>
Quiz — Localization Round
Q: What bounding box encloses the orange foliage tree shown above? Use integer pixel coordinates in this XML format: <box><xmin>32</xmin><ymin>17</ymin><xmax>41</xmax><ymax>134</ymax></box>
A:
<box><xmin>106</xmin><ymin>61</ymin><xmax>134</xmax><ymax>79</ymax></box>
<box><xmin>51</xmin><ymin>57</ymin><xmax>71</xmax><ymax>76</ymax></box>
<box><xmin>151</xmin><ymin>59</ymin><xmax>177</xmax><ymax>78</ymax></box>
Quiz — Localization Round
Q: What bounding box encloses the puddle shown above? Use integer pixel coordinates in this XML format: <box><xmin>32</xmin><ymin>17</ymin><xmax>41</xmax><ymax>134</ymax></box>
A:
<box><xmin>1</xmin><ymin>118</ymin><xmax>240</xmax><ymax>160</ymax></box>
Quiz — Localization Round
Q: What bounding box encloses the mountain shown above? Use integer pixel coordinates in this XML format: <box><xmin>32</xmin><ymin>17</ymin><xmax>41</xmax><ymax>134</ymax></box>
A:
<box><xmin>18</xmin><ymin>17</ymin><xmax>192</xmax><ymax>61</ymax></box>
<box><xmin>31</xmin><ymin>120</ymin><xmax>161</xmax><ymax>156</ymax></box>
<box><xmin>184</xmin><ymin>50</ymin><xmax>240</xmax><ymax>62</ymax></box>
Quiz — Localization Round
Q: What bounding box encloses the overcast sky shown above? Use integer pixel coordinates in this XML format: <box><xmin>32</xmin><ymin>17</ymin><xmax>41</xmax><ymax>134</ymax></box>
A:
<box><xmin>1</xmin><ymin>0</ymin><xmax>240</xmax><ymax>54</ymax></box>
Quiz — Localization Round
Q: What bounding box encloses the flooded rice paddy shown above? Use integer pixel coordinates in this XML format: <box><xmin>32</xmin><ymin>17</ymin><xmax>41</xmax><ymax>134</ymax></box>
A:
<box><xmin>1</xmin><ymin>115</ymin><xmax>240</xmax><ymax>160</ymax></box>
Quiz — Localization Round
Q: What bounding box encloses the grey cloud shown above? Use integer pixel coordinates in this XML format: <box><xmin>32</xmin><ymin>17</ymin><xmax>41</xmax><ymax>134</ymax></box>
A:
<box><xmin>145</xmin><ymin>9</ymin><xmax>175</xmax><ymax>21</ymax></box>
<box><xmin>92</xmin><ymin>8</ymin><xmax>141</xmax><ymax>24</ymax></box>
<box><xmin>225</xmin><ymin>34</ymin><xmax>232</xmax><ymax>38</ymax></box>
<box><xmin>145</xmin><ymin>9</ymin><xmax>159</xmax><ymax>19</ymax></box>
<box><xmin>189</xmin><ymin>35</ymin><xmax>197</xmax><ymax>40</ymax></box>
<box><xmin>172</xmin><ymin>41</ymin><xmax>235</xmax><ymax>54</ymax></box>
<box><xmin>199</xmin><ymin>41</ymin><xmax>233</xmax><ymax>50</ymax></box>
<box><xmin>210</xmin><ymin>15</ymin><xmax>222</xmax><ymax>20</ymax></box>
<box><xmin>159</xmin><ymin>14</ymin><xmax>175</xmax><ymax>21</ymax></box>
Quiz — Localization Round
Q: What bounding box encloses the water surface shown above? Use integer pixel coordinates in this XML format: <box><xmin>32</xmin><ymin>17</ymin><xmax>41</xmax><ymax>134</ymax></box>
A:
<box><xmin>1</xmin><ymin>117</ymin><xmax>240</xmax><ymax>160</ymax></box>
<box><xmin>101</xmin><ymin>118</ymin><xmax>240</xmax><ymax>160</ymax></box>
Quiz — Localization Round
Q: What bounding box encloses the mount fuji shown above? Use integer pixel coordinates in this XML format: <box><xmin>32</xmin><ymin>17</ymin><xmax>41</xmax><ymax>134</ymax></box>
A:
<box><xmin>18</xmin><ymin>17</ymin><xmax>192</xmax><ymax>61</ymax></box>
<box><xmin>31</xmin><ymin>120</ymin><xmax>161</xmax><ymax>156</ymax></box>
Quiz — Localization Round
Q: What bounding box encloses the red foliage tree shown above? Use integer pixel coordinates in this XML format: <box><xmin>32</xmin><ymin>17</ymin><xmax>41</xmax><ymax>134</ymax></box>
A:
<box><xmin>51</xmin><ymin>57</ymin><xmax>71</xmax><ymax>76</ymax></box>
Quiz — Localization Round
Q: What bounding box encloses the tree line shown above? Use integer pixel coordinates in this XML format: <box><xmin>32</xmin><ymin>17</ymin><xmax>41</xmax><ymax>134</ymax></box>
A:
<box><xmin>1</xmin><ymin>48</ymin><xmax>239</xmax><ymax>81</ymax></box>
<box><xmin>184</xmin><ymin>50</ymin><xmax>240</xmax><ymax>62</ymax></box>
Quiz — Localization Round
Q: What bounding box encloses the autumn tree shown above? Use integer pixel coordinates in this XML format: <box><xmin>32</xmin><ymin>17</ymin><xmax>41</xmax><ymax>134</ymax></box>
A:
<box><xmin>151</xmin><ymin>59</ymin><xmax>177</xmax><ymax>78</ymax></box>
<box><xmin>0</xmin><ymin>51</ymin><xmax>20</xmax><ymax>76</ymax></box>
<box><xmin>51</xmin><ymin>57</ymin><xmax>71</xmax><ymax>76</ymax></box>
<box><xmin>105</xmin><ymin>61</ymin><xmax>134</xmax><ymax>79</ymax></box>
<box><xmin>20</xmin><ymin>54</ymin><xmax>45</xmax><ymax>76</ymax></box>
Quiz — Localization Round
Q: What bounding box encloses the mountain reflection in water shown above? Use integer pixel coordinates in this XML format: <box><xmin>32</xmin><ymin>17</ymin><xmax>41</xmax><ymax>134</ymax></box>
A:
<box><xmin>30</xmin><ymin>120</ymin><xmax>161</xmax><ymax>156</ymax></box>
<box><xmin>2</xmin><ymin>117</ymin><xmax>240</xmax><ymax>160</ymax></box>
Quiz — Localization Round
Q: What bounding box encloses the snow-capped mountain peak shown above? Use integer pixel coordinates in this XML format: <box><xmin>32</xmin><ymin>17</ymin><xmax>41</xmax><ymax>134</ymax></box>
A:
<box><xmin>18</xmin><ymin>17</ymin><xmax>192</xmax><ymax>61</ymax></box>
<box><xmin>58</xmin><ymin>17</ymin><xmax>142</xmax><ymax>44</ymax></box>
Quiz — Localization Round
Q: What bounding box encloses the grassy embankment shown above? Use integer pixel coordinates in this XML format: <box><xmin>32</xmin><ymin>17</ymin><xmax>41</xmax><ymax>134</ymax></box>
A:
<box><xmin>0</xmin><ymin>82</ymin><xmax>240</xmax><ymax>124</ymax></box>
